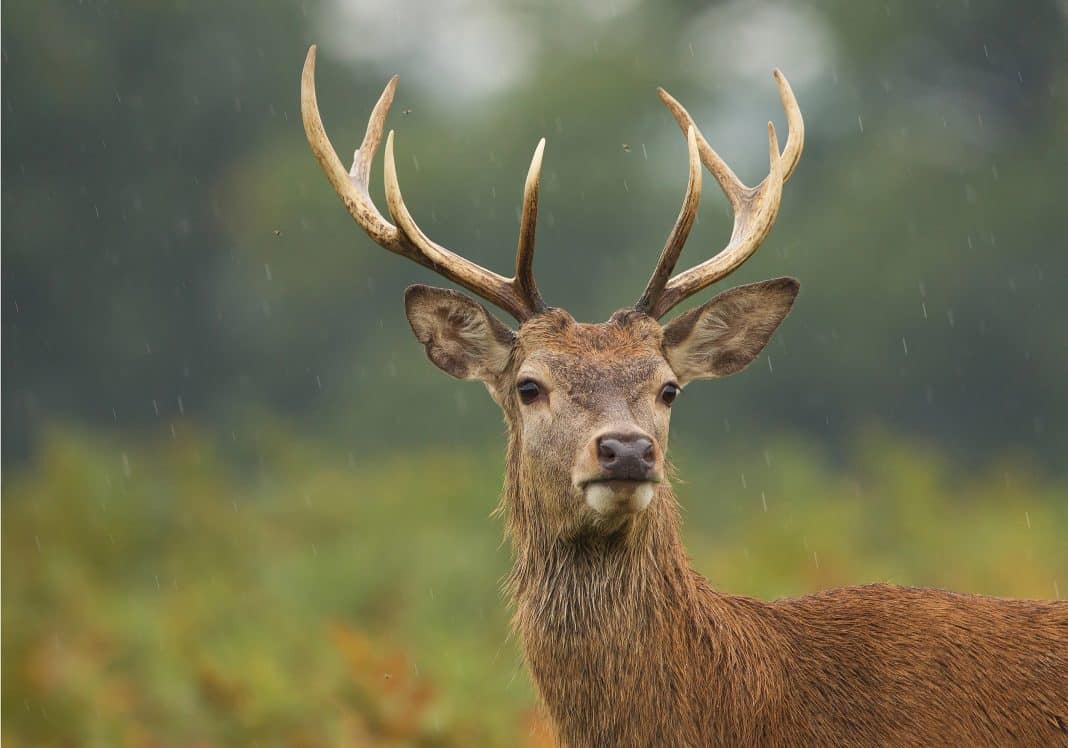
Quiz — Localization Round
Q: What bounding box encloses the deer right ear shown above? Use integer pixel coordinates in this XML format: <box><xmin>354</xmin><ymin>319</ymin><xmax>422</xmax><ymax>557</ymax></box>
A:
<box><xmin>404</xmin><ymin>285</ymin><xmax>516</xmax><ymax>382</ymax></box>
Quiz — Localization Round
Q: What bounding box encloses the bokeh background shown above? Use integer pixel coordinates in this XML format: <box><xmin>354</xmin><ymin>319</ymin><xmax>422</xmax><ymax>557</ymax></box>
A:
<box><xmin>4</xmin><ymin>1</ymin><xmax>1067</xmax><ymax>744</ymax></box>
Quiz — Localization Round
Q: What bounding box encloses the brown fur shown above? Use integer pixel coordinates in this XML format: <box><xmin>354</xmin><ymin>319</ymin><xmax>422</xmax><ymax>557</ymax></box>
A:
<box><xmin>404</xmin><ymin>286</ymin><xmax>1068</xmax><ymax>747</ymax></box>
<box><xmin>507</xmin><ymin>481</ymin><xmax>1068</xmax><ymax>746</ymax></box>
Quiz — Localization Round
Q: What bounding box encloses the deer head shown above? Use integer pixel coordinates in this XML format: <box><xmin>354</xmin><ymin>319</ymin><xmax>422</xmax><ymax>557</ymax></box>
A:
<box><xmin>301</xmin><ymin>46</ymin><xmax>803</xmax><ymax>538</ymax></box>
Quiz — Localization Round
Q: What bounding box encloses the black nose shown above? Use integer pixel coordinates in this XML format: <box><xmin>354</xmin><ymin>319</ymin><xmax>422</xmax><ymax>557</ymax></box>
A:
<box><xmin>596</xmin><ymin>432</ymin><xmax>656</xmax><ymax>480</ymax></box>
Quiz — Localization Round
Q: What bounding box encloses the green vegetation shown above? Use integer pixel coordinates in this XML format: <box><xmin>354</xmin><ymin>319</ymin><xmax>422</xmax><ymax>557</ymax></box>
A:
<box><xmin>4</xmin><ymin>425</ymin><xmax>1065</xmax><ymax>745</ymax></box>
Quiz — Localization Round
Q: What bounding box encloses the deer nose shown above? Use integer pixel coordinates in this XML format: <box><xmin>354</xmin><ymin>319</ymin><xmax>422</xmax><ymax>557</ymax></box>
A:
<box><xmin>596</xmin><ymin>433</ymin><xmax>656</xmax><ymax>480</ymax></box>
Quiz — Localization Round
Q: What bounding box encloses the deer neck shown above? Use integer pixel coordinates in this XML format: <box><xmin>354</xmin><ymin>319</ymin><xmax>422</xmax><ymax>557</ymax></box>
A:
<box><xmin>501</xmin><ymin>451</ymin><xmax>791</xmax><ymax>744</ymax></box>
<box><xmin>504</xmin><ymin>477</ymin><xmax>697</xmax><ymax>621</ymax></box>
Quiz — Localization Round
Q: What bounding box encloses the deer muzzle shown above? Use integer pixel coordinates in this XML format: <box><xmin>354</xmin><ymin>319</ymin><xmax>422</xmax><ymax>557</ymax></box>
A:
<box><xmin>575</xmin><ymin>430</ymin><xmax>663</xmax><ymax>516</ymax></box>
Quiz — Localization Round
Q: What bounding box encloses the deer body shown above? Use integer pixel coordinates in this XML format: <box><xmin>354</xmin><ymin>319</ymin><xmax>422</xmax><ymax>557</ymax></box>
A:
<box><xmin>301</xmin><ymin>48</ymin><xmax>1068</xmax><ymax>745</ymax></box>
<box><xmin>511</xmin><ymin>480</ymin><xmax>1068</xmax><ymax>746</ymax></box>
<box><xmin>498</xmin><ymin>315</ymin><xmax>1068</xmax><ymax>746</ymax></box>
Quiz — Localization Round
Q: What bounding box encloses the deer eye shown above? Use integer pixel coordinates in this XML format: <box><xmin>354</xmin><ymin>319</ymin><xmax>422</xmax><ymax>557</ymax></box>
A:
<box><xmin>659</xmin><ymin>382</ymin><xmax>680</xmax><ymax>406</ymax></box>
<box><xmin>517</xmin><ymin>379</ymin><xmax>542</xmax><ymax>404</ymax></box>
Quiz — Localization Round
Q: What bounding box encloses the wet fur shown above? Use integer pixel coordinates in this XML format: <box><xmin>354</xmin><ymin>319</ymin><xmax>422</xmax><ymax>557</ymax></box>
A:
<box><xmin>408</xmin><ymin>291</ymin><xmax>1068</xmax><ymax>747</ymax></box>
<box><xmin>506</xmin><ymin>478</ymin><xmax>1068</xmax><ymax>746</ymax></box>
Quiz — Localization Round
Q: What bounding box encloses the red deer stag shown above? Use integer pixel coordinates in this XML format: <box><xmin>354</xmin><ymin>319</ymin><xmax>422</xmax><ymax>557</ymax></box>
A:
<box><xmin>301</xmin><ymin>46</ymin><xmax>1068</xmax><ymax>746</ymax></box>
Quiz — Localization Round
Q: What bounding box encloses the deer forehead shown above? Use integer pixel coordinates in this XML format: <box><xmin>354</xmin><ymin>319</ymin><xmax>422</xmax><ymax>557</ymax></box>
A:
<box><xmin>514</xmin><ymin>311</ymin><xmax>670</xmax><ymax>405</ymax></box>
<box><xmin>517</xmin><ymin>309</ymin><xmax>664</xmax><ymax>353</ymax></box>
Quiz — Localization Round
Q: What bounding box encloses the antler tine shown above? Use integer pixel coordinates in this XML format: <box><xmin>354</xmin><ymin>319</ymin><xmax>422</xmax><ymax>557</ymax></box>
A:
<box><xmin>302</xmin><ymin>45</ymin><xmax>403</xmax><ymax>253</ymax></box>
<box><xmin>515</xmin><ymin>138</ymin><xmax>548</xmax><ymax>314</ymax></box>
<box><xmin>651</xmin><ymin>122</ymin><xmax>784</xmax><ymax>318</ymax></box>
<box><xmin>656</xmin><ymin>87</ymin><xmax>746</xmax><ymax>210</ymax></box>
<box><xmin>635</xmin><ymin>126</ymin><xmax>702</xmax><ymax>314</ymax></box>
<box><xmin>641</xmin><ymin>71</ymin><xmax>803</xmax><ymax>319</ymax></box>
<box><xmin>773</xmin><ymin>69</ymin><xmax>804</xmax><ymax>182</ymax></box>
<box><xmin>382</xmin><ymin>130</ymin><xmax>529</xmax><ymax>315</ymax></box>
<box><xmin>301</xmin><ymin>45</ymin><xmax>546</xmax><ymax>322</ymax></box>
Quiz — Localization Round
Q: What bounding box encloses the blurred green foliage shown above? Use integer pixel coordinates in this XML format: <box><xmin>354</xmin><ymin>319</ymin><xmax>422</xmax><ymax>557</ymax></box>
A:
<box><xmin>4</xmin><ymin>425</ymin><xmax>1065</xmax><ymax>745</ymax></box>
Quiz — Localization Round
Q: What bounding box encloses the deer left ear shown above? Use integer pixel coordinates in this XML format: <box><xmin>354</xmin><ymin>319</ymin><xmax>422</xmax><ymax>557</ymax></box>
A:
<box><xmin>661</xmin><ymin>277</ymin><xmax>799</xmax><ymax>384</ymax></box>
<box><xmin>404</xmin><ymin>284</ymin><xmax>516</xmax><ymax>382</ymax></box>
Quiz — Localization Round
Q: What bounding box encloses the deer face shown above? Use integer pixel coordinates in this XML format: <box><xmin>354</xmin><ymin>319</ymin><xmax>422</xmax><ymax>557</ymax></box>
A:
<box><xmin>405</xmin><ymin>278</ymin><xmax>798</xmax><ymax>533</ymax></box>
<box><xmin>503</xmin><ymin>307</ymin><xmax>674</xmax><ymax>523</ymax></box>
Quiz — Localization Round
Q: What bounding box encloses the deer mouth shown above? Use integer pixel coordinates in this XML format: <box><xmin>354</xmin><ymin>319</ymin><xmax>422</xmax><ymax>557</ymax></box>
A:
<box><xmin>582</xmin><ymin>477</ymin><xmax>660</xmax><ymax>489</ymax></box>
<box><xmin>582</xmin><ymin>479</ymin><xmax>657</xmax><ymax>516</ymax></box>
<box><xmin>579</xmin><ymin>466</ymin><xmax>663</xmax><ymax>488</ymax></box>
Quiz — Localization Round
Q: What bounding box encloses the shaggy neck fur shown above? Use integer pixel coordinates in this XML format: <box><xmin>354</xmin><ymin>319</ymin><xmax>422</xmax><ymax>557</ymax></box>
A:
<box><xmin>502</xmin><ymin>440</ymin><xmax>791</xmax><ymax>746</ymax></box>
<box><xmin>499</xmin><ymin>434</ymin><xmax>1068</xmax><ymax>747</ymax></box>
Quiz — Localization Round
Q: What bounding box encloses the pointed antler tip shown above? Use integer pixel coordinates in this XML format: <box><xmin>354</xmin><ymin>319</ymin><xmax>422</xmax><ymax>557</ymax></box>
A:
<box><xmin>657</xmin><ymin>87</ymin><xmax>682</xmax><ymax>107</ymax></box>
<box><xmin>525</xmin><ymin>139</ymin><xmax>546</xmax><ymax>184</ymax></box>
<box><xmin>685</xmin><ymin>126</ymin><xmax>699</xmax><ymax>164</ymax></box>
<box><xmin>767</xmin><ymin>123</ymin><xmax>783</xmax><ymax>171</ymax></box>
<box><xmin>382</xmin><ymin>130</ymin><xmax>398</xmax><ymax>168</ymax></box>
<box><xmin>685</xmin><ymin>126</ymin><xmax>699</xmax><ymax>156</ymax></box>
<box><xmin>303</xmin><ymin>45</ymin><xmax>318</xmax><ymax>71</ymax></box>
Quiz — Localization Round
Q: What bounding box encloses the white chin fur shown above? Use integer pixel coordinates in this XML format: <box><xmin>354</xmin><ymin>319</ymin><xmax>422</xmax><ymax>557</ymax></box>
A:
<box><xmin>585</xmin><ymin>482</ymin><xmax>655</xmax><ymax>516</ymax></box>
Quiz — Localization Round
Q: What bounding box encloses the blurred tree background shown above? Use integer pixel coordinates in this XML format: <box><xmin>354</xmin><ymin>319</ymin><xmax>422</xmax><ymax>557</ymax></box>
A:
<box><xmin>3</xmin><ymin>0</ymin><xmax>1067</xmax><ymax>745</ymax></box>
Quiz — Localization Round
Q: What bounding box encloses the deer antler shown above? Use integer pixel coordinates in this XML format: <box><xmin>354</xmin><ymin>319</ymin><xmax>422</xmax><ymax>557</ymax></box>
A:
<box><xmin>301</xmin><ymin>45</ymin><xmax>547</xmax><ymax>322</ymax></box>
<box><xmin>635</xmin><ymin>70</ymin><xmax>804</xmax><ymax>320</ymax></box>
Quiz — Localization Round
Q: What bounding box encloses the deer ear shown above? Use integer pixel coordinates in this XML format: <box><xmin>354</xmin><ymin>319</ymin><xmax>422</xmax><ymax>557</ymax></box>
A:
<box><xmin>661</xmin><ymin>277</ymin><xmax>799</xmax><ymax>384</ymax></box>
<box><xmin>404</xmin><ymin>284</ymin><xmax>515</xmax><ymax>382</ymax></box>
